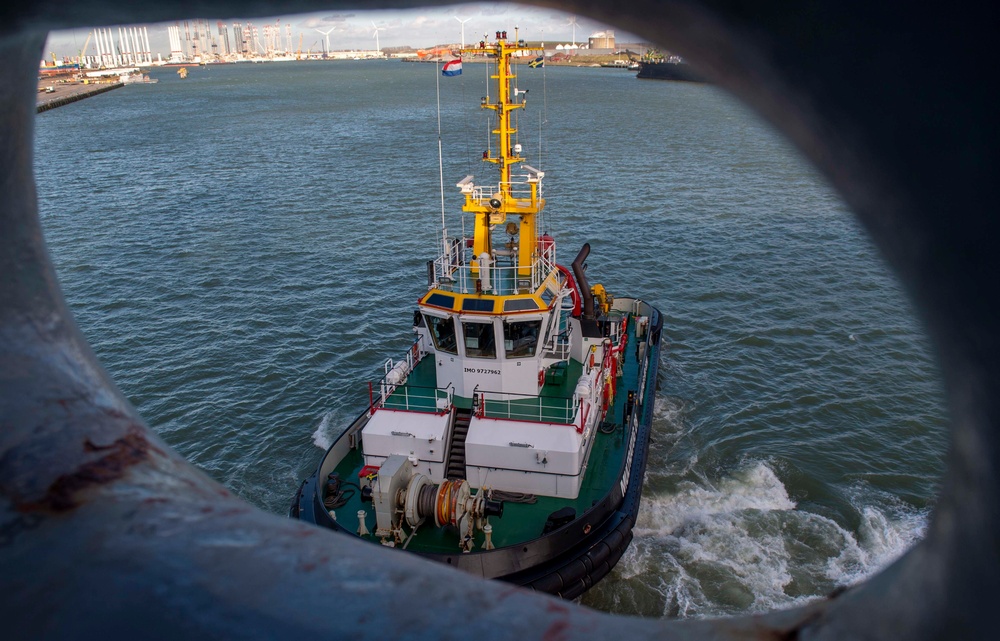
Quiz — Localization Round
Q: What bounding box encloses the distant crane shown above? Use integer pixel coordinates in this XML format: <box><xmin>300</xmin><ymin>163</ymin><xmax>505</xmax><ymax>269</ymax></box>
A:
<box><xmin>77</xmin><ymin>30</ymin><xmax>94</xmax><ymax>73</ymax></box>
<box><xmin>296</xmin><ymin>32</ymin><xmax>303</xmax><ymax>59</ymax></box>
<box><xmin>315</xmin><ymin>27</ymin><xmax>334</xmax><ymax>56</ymax></box>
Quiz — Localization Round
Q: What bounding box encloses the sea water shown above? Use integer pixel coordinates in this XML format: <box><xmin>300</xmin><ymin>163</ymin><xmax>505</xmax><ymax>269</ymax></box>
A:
<box><xmin>33</xmin><ymin>60</ymin><xmax>946</xmax><ymax>618</ymax></box>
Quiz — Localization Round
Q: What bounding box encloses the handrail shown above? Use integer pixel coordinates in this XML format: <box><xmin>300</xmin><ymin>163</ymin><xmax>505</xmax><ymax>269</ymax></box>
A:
<box><xmin>375</xmin><ymin>384</ymin><xmax>453</xmax><ymax>414</ymax></box>
<box><xmin>368</xmin><ymin>340</ymin><xmax>452</xmax><ymax>415</ymax></box>
<box><xmin>467</xmin><ymin>173</ymin><xmax>544</xmax><ymax>202</ymax></box>
<box><xmin>475</xmin><ymin>389</ymin><xmax>576</xmax><ymax>425</ymax></box>
<box><xmin>431</xmin><ymin>237</ymin><xmax>557</xmax><ymax>294</ymax></box>
<box><xmin>543</xmin><ymin>324</ymin><xmax>573</xmax><ymax>360</ymax></box>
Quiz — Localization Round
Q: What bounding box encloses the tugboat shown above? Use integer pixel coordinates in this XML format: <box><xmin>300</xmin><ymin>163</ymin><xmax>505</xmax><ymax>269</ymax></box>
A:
<box><xmin>290</xmin><ymin>30</ymin><xmax>664</xmax><ymax>600</ymax></box>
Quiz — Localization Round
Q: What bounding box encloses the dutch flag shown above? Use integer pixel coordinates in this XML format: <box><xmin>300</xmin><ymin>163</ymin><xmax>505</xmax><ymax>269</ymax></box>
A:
<box><xmin>442</xmin><ymin>59</ymin><xmax>463</xmax><ymax>77</ymax></box>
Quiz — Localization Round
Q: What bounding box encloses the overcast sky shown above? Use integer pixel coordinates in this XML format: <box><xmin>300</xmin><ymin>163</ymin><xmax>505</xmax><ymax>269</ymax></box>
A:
<box><xmin>43</xmin><ymin>3</ymin><xmax>637</xmax><ymax>58</ymax></box>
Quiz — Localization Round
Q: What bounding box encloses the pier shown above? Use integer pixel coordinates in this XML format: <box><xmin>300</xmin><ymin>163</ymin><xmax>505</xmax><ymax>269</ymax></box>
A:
<box><xmin>36</xmin><ymin>79</ymin><xmax>123</xmax><ymax>113</ymax></box>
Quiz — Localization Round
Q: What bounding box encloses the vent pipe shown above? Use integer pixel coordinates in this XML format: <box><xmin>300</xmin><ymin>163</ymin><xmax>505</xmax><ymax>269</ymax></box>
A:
<box><xmin>571</xmin><ymin>243</ymin><xmax>596</xmax><ymax>320</ymax></box>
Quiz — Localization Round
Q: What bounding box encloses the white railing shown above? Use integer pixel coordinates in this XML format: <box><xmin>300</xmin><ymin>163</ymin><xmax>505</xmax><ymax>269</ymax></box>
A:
<box><xmin>369</xmin><ymin>340</ymin><xmax>454</xmax><ymax>415</ymax></box>
<box><xmin>543</xmin><ymin>308</ymin><xmax>574</xmax><ymax>360</ymax></box>
<box><xmin>431</xmin><ymin>238</ymin><xmax>557</xmax><ymax>295</ymax></box>
<box><xmin>465</xmin><ymin>169</ymin><xmax>544</xmax><ymax>204</ymax></box>
<box><xmin>376</xmin><ymin>384</ymin><xmax>454</xmax><ymax>414</ymax></box>
<box><xmin>473</xmin><ymin>389</ymin><xmax>577</xmax><ymax>424</ymax></box>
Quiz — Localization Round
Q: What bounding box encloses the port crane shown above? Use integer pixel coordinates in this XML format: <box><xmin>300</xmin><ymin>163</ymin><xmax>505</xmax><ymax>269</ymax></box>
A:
<box><xmin>77</xmin><ymin>30</ymin><xmax>93</xmax><ymax>72</ymax></box>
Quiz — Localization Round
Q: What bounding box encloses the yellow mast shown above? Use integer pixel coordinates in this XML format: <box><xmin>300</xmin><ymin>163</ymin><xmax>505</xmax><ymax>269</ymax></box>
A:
<box><xmin>461</xmin><ymin>30</ymin><xmax>545</xmax><ymax>278</ymax></box>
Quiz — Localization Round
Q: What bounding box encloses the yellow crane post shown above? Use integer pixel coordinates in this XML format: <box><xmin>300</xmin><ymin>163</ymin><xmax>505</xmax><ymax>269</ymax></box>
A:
<box><xmin>77</xmin><ymin>30</ymin><xmax>93</xmax><ymax>75</ymax></box>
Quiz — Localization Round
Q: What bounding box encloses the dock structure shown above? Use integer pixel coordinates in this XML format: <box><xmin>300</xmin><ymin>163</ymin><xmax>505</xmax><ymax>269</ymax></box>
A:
<box><xmin>36</xmin><ymin>80</ymin><xmax>124</xmax><ymax>113</ymax></box>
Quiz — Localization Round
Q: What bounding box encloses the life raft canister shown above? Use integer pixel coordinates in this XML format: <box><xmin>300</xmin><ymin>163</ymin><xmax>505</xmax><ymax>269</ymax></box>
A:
<box><xmin>537</xmin><ymin>233</ymin><xmax>555</xmax><ymax>255</ymax></box>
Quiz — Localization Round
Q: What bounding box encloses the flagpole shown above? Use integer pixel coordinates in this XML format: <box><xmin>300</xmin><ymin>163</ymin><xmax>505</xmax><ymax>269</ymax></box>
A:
<box><xmin>436</xmin><ymin>59</ymin><xmax>448</xmax><ymax>255</ymax></box>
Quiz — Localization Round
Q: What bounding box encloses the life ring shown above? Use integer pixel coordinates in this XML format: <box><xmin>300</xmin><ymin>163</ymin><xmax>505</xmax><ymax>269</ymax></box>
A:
<box><xmin>538</xmin><ymin>369</ymin><xmax>546</xmax><ymax>388</ymax></box>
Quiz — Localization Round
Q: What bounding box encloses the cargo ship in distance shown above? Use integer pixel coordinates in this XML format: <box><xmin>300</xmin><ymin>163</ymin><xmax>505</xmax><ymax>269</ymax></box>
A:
<box><xmin>290</xmin><ymin>29</ymin><xmax>665</xmax><ymax>600</ymax></box>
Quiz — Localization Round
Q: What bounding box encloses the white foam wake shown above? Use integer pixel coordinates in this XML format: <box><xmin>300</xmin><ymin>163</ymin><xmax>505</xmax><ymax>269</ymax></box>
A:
<box><xmin>311</xmin><ymin>411</ymin><xmax>334</xmax><ymax>450</ymax></box>
<box><xmin>602</xmin><ymin>461</ymin><xmax>928</xmax><ymax>618</ymax></box>
<box><xmin>825</xmin><ymin>491</ymin><xmax>928</xmax><ymax>587</ymax></box>
<box><xmin>635</xmin><ymin>462</ymin><xmax>796</xmax><ymax>536</ymax></box>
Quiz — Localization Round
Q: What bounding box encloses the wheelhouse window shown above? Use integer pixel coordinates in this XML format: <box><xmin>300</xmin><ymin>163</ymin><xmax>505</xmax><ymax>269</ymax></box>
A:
<box><xmin>462</xmin><ymin>321</ymin><xmax>496</xmax><ymax>359</ymax></box>
<box><xmin>503</xmin><ymin>319</ymin><xmax>543</xmax><ymax>358</ymax></box>
<box><xmin>425</xmin><ymin>314</ymin><xmax>457</xmax><ymax>354</ymax></box>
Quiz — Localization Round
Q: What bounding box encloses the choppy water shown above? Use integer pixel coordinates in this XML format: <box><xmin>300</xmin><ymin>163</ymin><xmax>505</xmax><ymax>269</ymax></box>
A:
<box><xmin>33</xmin><ymin>60</ymin><xmax>947</xmax><ymax>618</ymax></box>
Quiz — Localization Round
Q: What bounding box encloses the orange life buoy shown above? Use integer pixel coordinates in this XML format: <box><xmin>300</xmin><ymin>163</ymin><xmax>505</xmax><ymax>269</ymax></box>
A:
<box><xmin>602</xmin><ymin>374</ymin><xmax>615</xmax><ymax>420</ymax></box>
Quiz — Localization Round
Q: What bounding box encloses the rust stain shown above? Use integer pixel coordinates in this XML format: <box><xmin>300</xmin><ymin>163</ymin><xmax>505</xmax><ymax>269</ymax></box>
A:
<box><xmin>298</xmin><ymin>553</ymin><xmax>329</xmax><ymax>573</ymax></box>
<box><xmin>18</xmin><ymin>425</ymin><xmax>150</xmax><ymax>513</ymax></box>
<box><xmin>541</xmin><ymin>619</ymin><xmax>570</xmax><ymax>641</ymax></box>
<box><xmin>495</xmin><ymin>585</ymin><xmax>521</xmax><ymax>602</ymax></box>
<box><xmin>545</xmin><ymin>600</ymin><xmax>570</xmax><ymax>615</ymax></box>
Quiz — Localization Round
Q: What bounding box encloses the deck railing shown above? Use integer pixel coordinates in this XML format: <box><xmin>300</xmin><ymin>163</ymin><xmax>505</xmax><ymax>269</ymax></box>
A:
<box><xmin>543</xmin><ymin>321</ymin><xmax>573</xmax><ymax>361</ymax></box>
<box><xmin>465</xmin><ymin>174</ymin><xmax>541</xmax><ymax>204</ymax></box>
<box><xmin>369</xmin><ymin>339</ymin><xmax>453</xmax><ymax>415</ymax></box>
<box><xmin>376</xmin><ymin>384</ymin><xmax>453</xmax><ymax>414</ymax></box>
<box><xmin>473</xmin><ymin>388</ymin><xmax>577</xmax><ymax>425</ymax></box>
<box><xmin>431</xmin><ymin>236</ymin><xmax>557</xmax><ymax>295</ymax></box>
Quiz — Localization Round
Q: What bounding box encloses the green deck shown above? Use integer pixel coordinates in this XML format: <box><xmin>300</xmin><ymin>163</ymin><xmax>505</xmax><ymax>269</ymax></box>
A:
<box><xmin>329</xmin><ymin>314</ymin><xmax>646</xmax><ymax>553</ymax></box>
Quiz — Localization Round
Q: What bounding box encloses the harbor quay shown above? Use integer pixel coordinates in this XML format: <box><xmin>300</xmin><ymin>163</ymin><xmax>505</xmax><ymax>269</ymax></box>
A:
<box><xmin>36</xmin><ymin>77</ymin><xmax>123</xmax><ymax>113</ymax></box>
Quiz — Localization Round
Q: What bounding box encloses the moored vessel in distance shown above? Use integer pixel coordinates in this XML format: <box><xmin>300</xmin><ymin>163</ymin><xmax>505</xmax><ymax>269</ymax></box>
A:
<box><xmin>290</xmin><ymin>28</ymin><xmax>665</xmax><ymax>600</ymax></box>
<box><xmin>636</xmin><ymin>54</ymin><xmax>705</xmax><ymax>82</ymax></box>
<box><xmin>600</xmin><ymin>59</ymin><xmax>636</xmax><ymax>69</ymax></box>
<box><xmin>121</xmin><ymin>71</ymin><xmax>158</xmax><ymax>84</ymax></box>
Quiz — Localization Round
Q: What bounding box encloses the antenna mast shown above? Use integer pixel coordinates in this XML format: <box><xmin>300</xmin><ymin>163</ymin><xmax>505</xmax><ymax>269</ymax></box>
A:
<box><xmin>460</xmin><ymin>29</ymin><xmax>545</xmax><ymax>277</ymax></box>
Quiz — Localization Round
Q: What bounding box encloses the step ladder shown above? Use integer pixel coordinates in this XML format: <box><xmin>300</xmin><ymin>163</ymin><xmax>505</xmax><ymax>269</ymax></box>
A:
<box><xmin>445</xmin><ymin>407</ymin><xmax>473</xmax><ymax>480</ymax></box>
